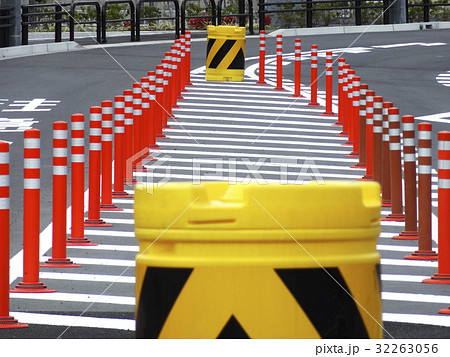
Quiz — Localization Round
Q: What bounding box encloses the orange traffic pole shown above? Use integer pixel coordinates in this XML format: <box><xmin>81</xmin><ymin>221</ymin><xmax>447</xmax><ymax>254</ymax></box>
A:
<box><xmin>405</xmin><ymin>123</ymin><xmax>437</xmax><ymax>257</ymax></box>
<box><xmin>42</xmin><ymin>122</ymin><xmax>81</xmax><ymax>267</ymax></box>
<box><xmin>383</xmin><ymin>107</ymin><xmax>405</xmax><ymax>221</ymax></box>
<box><xmin>274</xmin><ymin>34</ymin><xmax>285</xmax><ymax>91</ymax></box>
<box><xmin>381</xmin><ymin>101</ymin><xmax>393</xmax><ymax>207</ymax></box>
<box><xmin>11</xmin><ymin>129</ymin><xmax>56</xmax><ymax>292</ymax></box>
<box><xmin>256</xmin><ymin>30</ymin><xmax>267</xmax><ymax>85</ymax></box>
<box><xmin>423</xmin><ymin>131</ymin><xmax>450</xmax><ymax>286</ymax></box>
<box><xmin>0</xmin><ymin>140</ymin><xmax>28</xmax><ymax>328</ymax></box>
<box><xmin>67</xmin><ymin>114</ymin><xmax>97</xmax><ymax>246</ymax></box>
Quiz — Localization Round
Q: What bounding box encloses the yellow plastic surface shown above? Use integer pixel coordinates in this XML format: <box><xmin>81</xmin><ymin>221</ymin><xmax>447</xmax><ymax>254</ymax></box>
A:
<box><xmin>205</xmin><ymin>25</ymin><xmax>245</xmax><ymax>82</ymax></box>
<box><xmin>134</xmin><ymin>181</ymin><xmax>382</xmax><ymax>338</ymax></box>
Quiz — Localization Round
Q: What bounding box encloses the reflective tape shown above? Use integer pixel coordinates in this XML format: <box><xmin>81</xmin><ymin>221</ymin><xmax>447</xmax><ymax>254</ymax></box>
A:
<box><xmin>438</xmin><ymin>178</ymin><xmax>450</xmax><ymax>189</ymax></box>
<box><xmin>115</xmin><ymin>127</ymin><xmax>125</xmax><ymax>134</ymax></box>
<box><xmin>72</xmin><ymin>122</ymin><xmax>84</xmax><ymax>131</ymax></box>
<box><xmin>24</xmin><ymin>178</ymin><xmax>40</xmax><ymax>189</ymax></box>
<box><xmin>402</xmin><ymin>122</ymin><xmax>414</xmax><ymax>132</ymax></box>
<box><xmin>390</xmin><ymin>142</ymin><xmax>401</xmax><ymax>151</ymax></box>
<box><xmin>53</xmin><ymin>130</ymin><xmax>67</xmax><ymax>140</ymax></box>
<box><xmin>90</xmin><ymin>128</ymin><xmax>102</xmax><ymax>137</ymax></box>
<box><xmin>439</xmin><ymin>140</ymin><xmax>450</xmax><ymax>151</ymax></box>
<box><xmin>90</xmin><ymin>142</ymin><xmax>101</xmax><ymax>151</ymax></box>
<box><xmin>102</xmin><ymin>107</ymin><xmax>113</xmax><ymax>115</ymax></box>
<box><xmin>53</xmin><ymin>147</ymin><xmax>67</xmax><ymax>157</ymax></box>
<box><xmin>418</xmin><ymin>147</ymin><xmax>432</xmax><ymax>157</ymax></box>
<box><xmin>102</xmin><ymin>120</ymin><xmax>113</xmax><ymax>128</ymax></box>
<box><xmin>438</xmin><ymin>159</ymin><xmax>450</xmax><ymax>170</ymax></box>
<box><xmin>404</xmin><ymin>153</ymin><xmax>416</xmax><ymax>162</ymax></box>
<box><xmin>115</xmin><ymin>101</ymin><xmax>125</xmax><ymax>109</ymax></box>
<box><xmin>389</xmin><ymin>128</ymin><xmax>401</xmax><ymax>137</ymax></box>
<box><xmin>0</xmin><ymin>197</ymin><xmax>9</xmax><ymax>209</ymax></box>
<box><xmin>403</xmin><ymin>138</ymin><xmax>415</xmax><ymax>147</ymax></box>
<box><xmin>0</xmin><ymin>174</ymin><xmax>9</xmax><ymax>187</ymax></box>
<box><xmin>24</xmin><ymin>138</ymin><xmax>40</xmax><ymax>149</ymax></box>
<box><xmin>102</xmin><ymin>134</ymin><xmax>113</xmax><ymax>142</ymax></box>
<box><xmin>71</xmin><ymin>154</ymin><xmax>85</xmax><ymax>163</ymax></box>
<box><xmin>0</xmin><ymin>152</ymin><xmax>8</xmax><ymax>163</ymax></box>
<box><xmin>53</xmin><ymin>166</ymin><xmax>67</xmax><ymax>176</ymax></box>
<box><xmin>134</xmin><ymin>109</ymin><xmax>142</xmax><ymax>116</ymax></box>
<box><xmin>418</xmin><ymin>165</ymin><xmax>432</xmax><ymax>174</ymax></box>
<box><xmin>24</xmin><ymin>158</ymin><xmax>40</xmax><ymax>169</ymax></box>
<box><xmin>90</xmin><ymin>113</ymin><xmax>102</xmax><ymax>122</ymax></box>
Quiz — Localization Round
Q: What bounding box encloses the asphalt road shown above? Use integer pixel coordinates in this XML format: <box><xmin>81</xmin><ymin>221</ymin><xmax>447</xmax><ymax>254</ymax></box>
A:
<box><xmin>0</xmin><ymin>26</ymin><xmax>449</xmax><ymax>340</ymax></box>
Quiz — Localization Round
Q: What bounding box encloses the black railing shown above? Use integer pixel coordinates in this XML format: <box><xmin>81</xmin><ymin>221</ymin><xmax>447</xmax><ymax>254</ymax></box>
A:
<box><xmin>407</xmin><ymin>0</ymin><xmax>450</xmax><ymax>22</ymax></box>
<box><xmin>15</xmin><ymin>1</ymin><xmax>450</xmax><ymax>48</ymax></box>
<box><xmin>258</xmin><ymin>0</ymin><xmax>389</xmax><ymax>30</ymax></box>
<box><xmin>136</xmin><ymin>0</ymin><xmax>180</xmax><ymax>40</ymax></box>
<box><xmin>102</xmin><ymin>0</ymin><xmax>135</xmax><ymax>43</ymax></box>
<box><xmin>217</xmin><ymin>0</ymin><xmax>254</xmax><ymax>34</ymax></box>
<box><xmin>0</xmin><ymin>5</ymin><xmax>14</xmax><ymax>48</ymax></box>
<box><xmin>69</xmin><ymin>1</ymin><xmax>101</xmax><ymax>43</ymax></box>
<box><xmin>181</xmin><ymin>0</ymin><xmax>216</xmax><ymax>34</ymax></box>
<box><xmin>21</xmin><ymin>2</ymin><xmax>71</xmax><ymax>45</ymax></box>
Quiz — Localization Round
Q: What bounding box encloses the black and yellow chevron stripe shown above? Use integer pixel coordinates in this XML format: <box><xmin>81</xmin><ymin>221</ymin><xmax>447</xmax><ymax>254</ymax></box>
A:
<box><xmin>206</xmin><ymin>38</ymin><xmax>245</xmax><ymax>71</ymax></box>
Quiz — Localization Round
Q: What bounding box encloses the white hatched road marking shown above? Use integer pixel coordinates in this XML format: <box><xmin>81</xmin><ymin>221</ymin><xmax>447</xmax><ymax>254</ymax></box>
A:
<box><xmin>9</xmin><ymin>44</ymin><xmax>448</xmax><ymax>332</ymax></box>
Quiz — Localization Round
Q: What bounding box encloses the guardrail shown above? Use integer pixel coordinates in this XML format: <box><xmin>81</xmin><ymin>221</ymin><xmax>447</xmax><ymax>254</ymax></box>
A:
<box><xmin>21</xmin><ymin>2</ymin><xmax>71</xmax><ymax>45</ymax></box>
<box><xmin>0</xmin><ymin>5</ymin><xmax>14</xmax><ymax>48</ymax></box>
<box><xmin>102</xmin><ymin>0</ymin><xmax>135</xmax><ymax>43</ymax></box>
<box><xmin>217</xmin><ymin>0</ymin><xmax>254</xmax><ymax>34</ymax></box>
<box><xmin>136</xmin><ymin>0</ymin><xmax>180</xmax><ymax>41</ymax></box>
<box><xmin>180</xmin><ymin>0</ymin><xmax>216</xmax><ymax>35</ymax></box>
<box><xmin>16</xmin><ymin>1</ymin><xmax>450</xmax><ymax>47</ymax></box>
<box><xmin>258</xmin><ymin>0</ymin><xmax>390</xmax><ymax>31</ymax></box>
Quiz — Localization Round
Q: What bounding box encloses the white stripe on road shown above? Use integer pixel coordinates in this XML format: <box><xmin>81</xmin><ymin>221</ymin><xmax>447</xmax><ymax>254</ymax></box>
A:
<box><xmin>39</xmin><ymin>272</ymin><xmax>135</xmax><ymax>283</ymax></box>
<box><xmin>10</xmin><ymin>292</ymin><xmax>135</xmax><ymax>305</ymax></box>
<box><xmin>383</xmin><ymin>313</ymin><xmax>450</xmax><ymax>327</ymax></box>
<box><xmin>10</xmin><ymin>312</ymin><xmax>135</xmax><ymax>331</ymax></box>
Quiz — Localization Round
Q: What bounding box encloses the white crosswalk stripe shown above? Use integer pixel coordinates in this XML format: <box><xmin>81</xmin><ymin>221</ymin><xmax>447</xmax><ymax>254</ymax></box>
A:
<box><xmin>9</xmin><ymin>56</ymin><xmax>445</xmax><ymax>334</ymax></box>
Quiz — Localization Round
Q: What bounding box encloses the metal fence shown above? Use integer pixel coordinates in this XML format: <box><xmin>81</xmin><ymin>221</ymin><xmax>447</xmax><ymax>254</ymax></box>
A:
<box><xmin>16</xmin><ymin>0</ymin><xmax>450</xmax><ymax>47</ymax></box>
<box><xmin>0</xmin><ymin>4</ymin><xmax>14</xmax><ymax>47</ymax></box>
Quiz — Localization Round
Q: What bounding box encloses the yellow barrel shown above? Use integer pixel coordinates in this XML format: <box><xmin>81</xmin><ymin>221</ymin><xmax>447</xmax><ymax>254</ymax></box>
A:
<box><xmin>205</xmin><ymin>25</ymin><xmax>245</xmax><ymax>82</ymax></box>
<box><xmin>134</xmin><ymin>181</ymin><xmax>382</xmax><ymax>338</ymax></box>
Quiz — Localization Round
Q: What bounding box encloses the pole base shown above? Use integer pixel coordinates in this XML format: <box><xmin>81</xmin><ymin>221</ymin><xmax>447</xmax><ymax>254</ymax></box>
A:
<box><xmin>345</xmin><ymin>152</ymin><xmax>359</xmax><ymax>158</ymax></box>
<box><xmin>423</xmin><ymin>274</ymin><xmax>450</xmax><ymax>284</ymax></box>
<box><xmin>156</xmin><ymin>134</ymin><xmax>170</xmax><ymax>140</ymax></box>
<box><xmin>67</xmin><ymin>236</ymin><xmax>98</xmax><ymax>246</ymax></box>
<box><xmin>439</xmin><ymin>307</ymin><xmax>450</xmax><ymax>314</ymax></box>
<box><xmin>0</xmin><ymin>317</ymin><xmax>28</xmax><ymax>329</ymax></box>
<box><xmin>332</xmin><ymin>122</ymin><xmax>343</xmax><ymax>126</ymax></box>
<box><xmin>321</xmin><ymin>112</ymin><xmax>336</xmax><ymax>116</ymax></box>
<box><xmin>255</xmin><ymin>81</ymin><xmax>268</xmax><ymax>85</ymax></box>
<box><xmin>148</xmin><ymin>144</ymin><xmax>163</xmax><ymax>150</ymax></box>
<box><xmin>185</xmin><ymin>82</ymin><xmax>194</xmax><ymax>86</ymax></box>
<box><xmin>177</xmin><ymin>96</ymin><xmax>185</xmax><ymax>100</ymax></box>
<box><xmin>359</xmin><ymin>175</ymin><xmax>373</xmax><ymax>181</ymax></box>
<box><xmin>382</xmin><ymin>199</ymin><xmax>392</xmax><ymax>207</ymax></box>
<box><xmin>100</xmin><ymin>204</ymin><xmax>123</xmax><ymax>212</ymax></box>
<box><xmin>382</xmin><ymin>213</ymin><xmax>405</xmax><ymax>222</ymax></box>
<box><xmin>273</xmin><ymin>87</ymin><xmax>287</xmax><ymax>91</ymax></box>
<box><xmin>84</xmin><ymin>219</ymin><xmax>112</xmax><ymax>227</ymax></box>
<box><xmin>290</xmin><ymin>94</ymin><xmax>305</xmax><ymax>98</ymax></box>
<box><xmin>41</xmin><ymin>258</ymin><xmax>81</xmax><ymax>268</ymax></box>
<box><xmin>10</xmin><ymin>282</ymin><xmax>56</xmax><ymax>293</ymax></box>
<box><xmin>112</xmin><ymin>191</ymin><xmax>133</xmax><ymax>198</ymax></box>
<box><xmin>163</xmin><ymin>125</ymin><xmax>173</xmax><ymax>129</ymax></box>
<box><xmin>404</xmin><ymin>250</ymin><xmax>438</xmax><ymax>260</ymax></box>
<box><xmin>350</xmin><ymin>162</ymin><xmax>366</xmax><ymax>169</ymax></box>
<box><xmin>336</xmin><ymin>132</ymin><xmax>348</xmax><ymax>137</ymax></box>
<box><xmin>124</xmin><ymin>179</ymin><xmax>137</xmax><ymax>185</ymax></box>
<box><xmin>307</xmin><ymin>102</ymin><xmax>321</xmax><ymax>107</ymax></box>
<box><xmin>392</xmin><ymin>230</ymin><xmax>418</xmax><ymax>240</ymax></box>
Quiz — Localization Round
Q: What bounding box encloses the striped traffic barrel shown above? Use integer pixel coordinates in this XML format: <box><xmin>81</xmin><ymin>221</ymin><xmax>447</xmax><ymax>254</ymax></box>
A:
<box><xmin>134</xmin><ymin>181</ymin><xmax>382</xmax><ymax>338</ymax></box>
<box><xmin>205</xmin><ymin>25</ymin><xmax>245</xmax><ymax>82</ymax></box>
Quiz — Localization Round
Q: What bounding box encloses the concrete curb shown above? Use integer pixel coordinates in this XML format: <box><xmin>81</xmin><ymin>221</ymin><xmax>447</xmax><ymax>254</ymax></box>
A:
<box><xmin>0</xmin><ymin>41</ymin><xmax>81</xmax><ymax>60</ymax></box>
<box><xmin>267</xmin><ymin>21</ymin><xmax>450</xmax><ymax>37</ymax></box>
